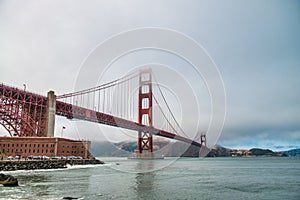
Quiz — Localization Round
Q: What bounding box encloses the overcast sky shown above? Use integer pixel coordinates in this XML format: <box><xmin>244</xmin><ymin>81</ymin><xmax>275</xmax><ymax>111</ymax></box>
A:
<box><xmin>0</xmin><ymin>0</ymin><xmax>299</xmax><ymax>151</ymax></box>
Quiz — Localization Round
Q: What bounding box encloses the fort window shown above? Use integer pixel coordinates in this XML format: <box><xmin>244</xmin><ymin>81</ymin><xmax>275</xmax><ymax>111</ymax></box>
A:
<box><xmin>16</xmin><ymin>144</ymin><xmax>18</xmax><ymax>147</ymax></box>
<box><xmin>33</xmin><ymin>149</ymin><xmax>35</xmax><ymax>153</ymax></box>
<box><xmin>12</xmin><ymin>144</ymin><xmax>14</xmax><ymax>147</ymax></box>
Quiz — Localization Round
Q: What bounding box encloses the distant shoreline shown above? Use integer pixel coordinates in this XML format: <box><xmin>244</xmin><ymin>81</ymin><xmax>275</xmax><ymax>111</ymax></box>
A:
<box><xmin>91</xmin><ymin>140</ymin><xmax>300</xmax><ymax>157</ymax></box>
<box><xmin>205</xmin><ymin>147</ymin><xmax>288</xmax><ymax>157</ymax></box>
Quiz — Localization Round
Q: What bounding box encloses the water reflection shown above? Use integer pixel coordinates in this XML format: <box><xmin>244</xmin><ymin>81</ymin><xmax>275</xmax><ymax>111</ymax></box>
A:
<box><xmin>134</xmin><ymin>160</ymin><xmax>157</xmax><ymax>199</ymax></box>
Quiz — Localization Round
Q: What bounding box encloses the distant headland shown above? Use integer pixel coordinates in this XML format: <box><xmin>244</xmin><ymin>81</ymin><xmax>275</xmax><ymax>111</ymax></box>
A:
<box><xmin>205</xmin><ymin>146</ymin><xmax>288</xmax><ymax>157</ymax></box>
<box><xmin>91</xmin><ymin>140</ymin><xmax>299</xmax><ymax>157</ymax></box>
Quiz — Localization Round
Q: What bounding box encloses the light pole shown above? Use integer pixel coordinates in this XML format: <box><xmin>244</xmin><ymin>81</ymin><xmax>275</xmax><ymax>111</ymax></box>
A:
<box><xmin>61</xmin><ymin>126</ymin><xmax>66</xmax><ymax>138</ymax></box>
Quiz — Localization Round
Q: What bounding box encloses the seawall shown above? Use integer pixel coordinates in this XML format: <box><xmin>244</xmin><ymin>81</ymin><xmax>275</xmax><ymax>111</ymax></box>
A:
<box><xmin>0</xmin><ymin>159</ymin><xmax>104</xmax><ymax>171</ymax></box>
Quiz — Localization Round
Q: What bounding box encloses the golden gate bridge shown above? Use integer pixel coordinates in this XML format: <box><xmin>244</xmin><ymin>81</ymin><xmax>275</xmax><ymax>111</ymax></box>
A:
<box><xmin>0</xmin><ymin>69</ymin><xmax>206</xmax><ymax>158</ymax></box>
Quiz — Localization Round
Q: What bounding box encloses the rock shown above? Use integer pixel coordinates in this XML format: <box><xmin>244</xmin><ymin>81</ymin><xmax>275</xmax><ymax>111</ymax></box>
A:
<box><xmin>62</xmin><ymin>197</ymin><xmax>79</xmax><ymax>199</ymax></box>
<box><xmin>0</xmin><ymin>159</ymin><xmax>103</xmax><ymax>171</ymax></box>
<box><xmin>0</xmin><ymin>173</ymin><xmax>19</xmax><ymax>186</ymax></box>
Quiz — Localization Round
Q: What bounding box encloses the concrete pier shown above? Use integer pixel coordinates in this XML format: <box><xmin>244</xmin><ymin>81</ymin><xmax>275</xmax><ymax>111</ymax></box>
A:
<box><xmin>47</xmin><ymin>91</ymin><xmax>56</xmax><ymax>137</ymax></box>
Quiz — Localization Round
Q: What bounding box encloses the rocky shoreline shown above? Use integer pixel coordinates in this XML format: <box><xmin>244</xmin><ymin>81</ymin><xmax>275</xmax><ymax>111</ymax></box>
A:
<box><xmin>0</xmin><ymin>159</ymin><xmax>104</xmax><ymax>171</ymax></box>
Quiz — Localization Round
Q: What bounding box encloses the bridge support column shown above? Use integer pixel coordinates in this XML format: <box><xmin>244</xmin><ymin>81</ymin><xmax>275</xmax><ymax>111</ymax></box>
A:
<box><xmin>46</xmin><ymin>91</ymin><xmax>56</xmax><ymax>137</ymax></box>
<box><xmin>137</xmin><ymin>69</ymin><xmax>153</xmax><ymax>158</ymax></box>
<box><xmin>200</xmin><ymin>133</ymin><xmax>206</xmax><ymax>146</ymax></box>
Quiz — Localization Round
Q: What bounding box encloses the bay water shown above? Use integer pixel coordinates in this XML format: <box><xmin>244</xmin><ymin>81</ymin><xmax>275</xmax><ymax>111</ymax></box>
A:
<box><xmin>0</xmin><ymin>157</ymin><xmax>299</xmax><ymax>200</ymax></box>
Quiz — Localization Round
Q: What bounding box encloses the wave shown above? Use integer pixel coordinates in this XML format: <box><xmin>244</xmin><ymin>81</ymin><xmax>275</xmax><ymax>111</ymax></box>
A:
<box><xmin>0</xmin><ymin>163</ymin><xmax>105</xmax><ymax>175</ymax></box>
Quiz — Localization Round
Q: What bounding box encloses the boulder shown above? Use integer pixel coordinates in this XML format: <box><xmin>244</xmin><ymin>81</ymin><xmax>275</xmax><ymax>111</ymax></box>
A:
<box><xmin>0</xmin><ymin>173</ymin><xmax>18</xmax><ymax>186</ymax></box>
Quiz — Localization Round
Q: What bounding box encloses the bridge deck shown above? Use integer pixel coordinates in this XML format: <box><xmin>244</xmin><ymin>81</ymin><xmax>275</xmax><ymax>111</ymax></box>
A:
<box><xmin>1</xmin><ymin>83</ymin><xmax>201</xmax><ymax>147</ymax></box>
<box><xmin>56</xmin><ymin>100</ymin><xmax>202</xmax><ymax>147</ymax></box>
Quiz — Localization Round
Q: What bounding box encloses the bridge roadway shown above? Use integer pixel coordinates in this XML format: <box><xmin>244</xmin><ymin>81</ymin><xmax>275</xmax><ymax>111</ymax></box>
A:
<box><xmin>0</xmin><ymin>83</ymin><xmax>201</xmax><ymax>147</ymax></box>
<box><xmin>56</xmin><ymin>100</ymin><xmax>202</xmax><ymax>147</ymax></box>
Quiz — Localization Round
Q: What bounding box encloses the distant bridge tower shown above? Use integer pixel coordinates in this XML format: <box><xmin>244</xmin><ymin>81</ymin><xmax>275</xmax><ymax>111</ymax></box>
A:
<box><xmin>200</xmin><ymin>133</ymin><xmax>206</xmax><ymax>146</ymax></box>
<box><xmin>137</xmin><ymin>69</ymin><xmax>153</xmax><ymax>157</ymax></box>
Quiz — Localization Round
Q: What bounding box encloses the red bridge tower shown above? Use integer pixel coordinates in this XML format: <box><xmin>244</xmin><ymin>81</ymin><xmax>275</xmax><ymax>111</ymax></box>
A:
<box><xmin>137</xmin><ymin>69</ymin><xmax>153</xmax><ymax>158</ymax></box>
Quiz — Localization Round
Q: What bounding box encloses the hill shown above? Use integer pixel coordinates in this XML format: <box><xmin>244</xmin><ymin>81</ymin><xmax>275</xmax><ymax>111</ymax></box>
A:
<box><xmin>91</xmin><ymin>140</ymin><xmax>291</xmax><ymax>157</ymax></box>
<box><xmin>206</xmin><ymin>146</ymin><xmax>287</xmax><ymax>157</ymax></box>
<box><xmin>91</xmin><ymin>141</ymin><xmax>130</xmax><ymax>157</ymax></box>
<box><xmin>281</xmin><ymin>148</ymin><xmax>300</xmax><ymax>157</ymax></box>
<box><xmin>91</xmin><ymin>140</ymin><xmax>202</xmax><ymax>157</ymax></box>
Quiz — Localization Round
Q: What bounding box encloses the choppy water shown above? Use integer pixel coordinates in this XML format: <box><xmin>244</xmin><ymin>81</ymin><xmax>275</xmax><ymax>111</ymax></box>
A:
<box><xmin>0</xmin><ymin>157</ymin><xmax>299</xmax><ymax>200</ymax></box>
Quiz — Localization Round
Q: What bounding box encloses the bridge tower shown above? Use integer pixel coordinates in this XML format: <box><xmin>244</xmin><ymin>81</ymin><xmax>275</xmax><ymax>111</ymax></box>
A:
<box><xmin>137</xmin><ymin>69</ymin><xmax>153</xmax><ymax>158</ymax></box>
<box><xmin>200</xmin><ymin>133</ymin><xmax>206</xmax><ymax>146</ymax></box>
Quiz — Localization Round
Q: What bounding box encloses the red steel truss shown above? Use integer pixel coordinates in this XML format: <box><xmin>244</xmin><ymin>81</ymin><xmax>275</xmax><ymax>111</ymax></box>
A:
<box><xmin>0</xmin><ymin>84</ymin><xmax>48</xmax><ymax>137</ymax></box>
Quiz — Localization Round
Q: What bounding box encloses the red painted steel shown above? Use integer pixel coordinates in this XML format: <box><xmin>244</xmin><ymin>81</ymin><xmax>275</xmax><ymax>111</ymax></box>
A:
<box><xmin>55</xmin><ymin>100</ymin><xmax>202</xmax><ymax>147</ymax></box>
<box><xmin>1</xmin><ymin>83</ymin><xmax>202</xmax><ymax>148</ymax></box>
<box><xmin>0</xmin><ymin>84</ymin><xmax>48</xmax><ymax>137</ymax></box>
<box><xmin>138</xmin><ymin>69</ymin><xmax>153</xmax><ymax>153</ymax></box>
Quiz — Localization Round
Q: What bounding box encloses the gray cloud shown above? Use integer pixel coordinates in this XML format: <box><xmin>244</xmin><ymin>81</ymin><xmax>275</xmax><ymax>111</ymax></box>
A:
<box><xmin>0</xmin><ymin>0</ymin><xmax>299</xmax><ymax>150</ymax></box>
